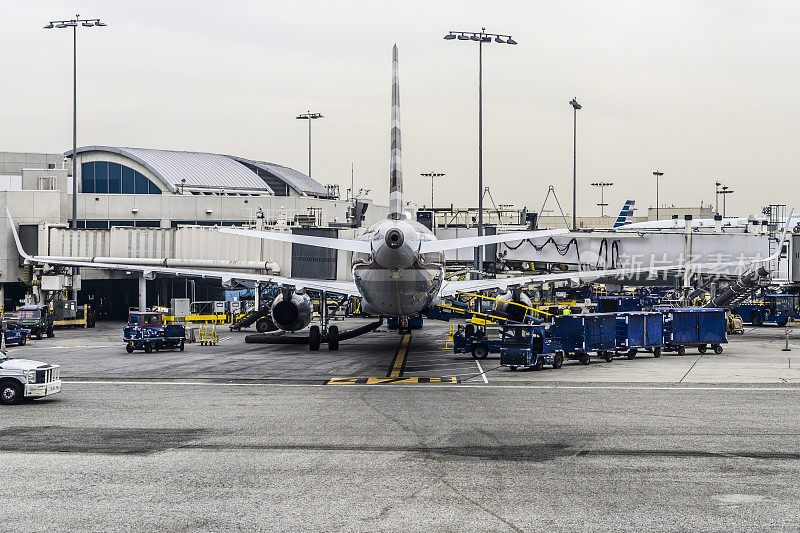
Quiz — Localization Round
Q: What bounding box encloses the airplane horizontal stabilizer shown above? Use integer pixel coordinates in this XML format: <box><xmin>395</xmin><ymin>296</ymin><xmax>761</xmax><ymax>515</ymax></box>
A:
<box><xmin>419</xmin><ymin>228</ymin><xmax>569</xmax><ymax>253</ymax></box>
<box><xmin>219</xmin><ymin>227</ymin><xmax>371</xmax><ymax>254</ymax></box>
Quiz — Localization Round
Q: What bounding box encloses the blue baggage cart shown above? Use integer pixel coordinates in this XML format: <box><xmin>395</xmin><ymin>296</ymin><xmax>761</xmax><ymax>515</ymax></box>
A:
<box><xmin>663</xmin><ymin>308</ymin><xmax>726</xmax><ymax>355</ymax></box>
<box><xmin>598</xmin><ymin>296</ymin><xmax>642</xmax><ymax>313</ymax></box>
<box><xmin>614</xmin><ymin>311</ymin><xmax>664</xmax><ymax>359</ymax></box>
<box><xmin>553</xmin><ymin>313</ymin><xmax>617</xmax><ymax>364</ymax></box>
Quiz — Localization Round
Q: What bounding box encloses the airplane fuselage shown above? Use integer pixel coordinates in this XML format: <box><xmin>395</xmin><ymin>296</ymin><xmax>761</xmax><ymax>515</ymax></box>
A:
<box><xmin>352</xmin><ymin>218</ymin><xmax>445</xmax><ymax>317</ymax></box>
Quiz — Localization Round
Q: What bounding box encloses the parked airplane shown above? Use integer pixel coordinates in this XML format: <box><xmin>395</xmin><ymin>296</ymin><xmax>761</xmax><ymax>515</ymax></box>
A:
<box><xmin>6</xmin><ymin>45</ymin><xmax>785</xmax><ymax>351</ymax></box>
<box><xmin>612</xmin><ymin>200</ymin><xmax>636</xmax><ymax>227</ymax></box>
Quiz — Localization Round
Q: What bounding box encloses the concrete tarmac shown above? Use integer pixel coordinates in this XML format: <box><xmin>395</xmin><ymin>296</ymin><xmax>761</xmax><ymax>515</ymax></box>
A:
<box><xmin>2</xmin><ymin>382</ymin><xmax>800</xmax><ymax>531</ymax></box>
<box><xmin>4</xmin><ymin>321</ymin><xmax>800</xmax><ymax>531</ymax></box>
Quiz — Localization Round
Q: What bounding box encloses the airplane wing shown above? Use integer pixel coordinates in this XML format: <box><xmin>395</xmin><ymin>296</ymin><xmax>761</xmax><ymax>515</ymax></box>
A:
<box><xmin>419</xmin><ymin>228</ymin><xmax>569</xmax><ymax>253</ymax></box>
<box><xmin>439</xmin><ymin>261</ymin><xmax>752</xmax><ymax>298</ymax></box>
<box><xmin>218</xmin><ymin>227</ymin><xmax>372</xmax><ymax>254</ymax></box>
<box><xmin>6</xmin><ymin>210</ymin><xmax>361</xmax><ymax>297</ymax></box>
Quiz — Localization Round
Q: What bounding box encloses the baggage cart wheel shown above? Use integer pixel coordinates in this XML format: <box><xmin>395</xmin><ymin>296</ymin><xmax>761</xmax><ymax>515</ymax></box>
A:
<box><xmin>627</xmin><ymin>349</ymin><xmax>637</xmax><ymax>360</ymax></box>
<box><xmin>144</xmin><ymin>343</ymin><xmax>154</xmax><ymax>353</ymax></box>
<box><xmin>19</xmin><ymin>337</ymin><xmax>26</xmax><ymax>346</ymax></box>
<box><xmin>552</xmin><ymin>352</ymin><xmax>564</xmax><ymax>369</ymax></box>
<box><xmin>35</xmin><ymin>330</ymin><xmax>42</xmax><ymax>340</ymax></box>
<box><xmin>309</xmin><ymin>326</ymin><xmax>321</xmax><ymax>351</ymax></box>
<box><xmin>256</xmin><ymin>318</ymin><xmax>270</xmax><ymax>333</ymax></box>
<box><xmin>578</xmin><ymin>352</ymin><xmax>590</xmax><ymax>365</ymax></box>
<box><xmin>750</xmin><ymin>312</ymin><xmax>762</xmax><ymax>327</ymax></box>
<box><xmin>698</xmin><ymin>344</ymin><xmax>707</xmax><ymax>354</ymax></box>
<box><xmin>713</xmin><ymin>344</ymin><xmax>723</xmax><ymax>355</ymax></box>
<box><xmin>677</xmin><ymin>345</ymin><xmax>686</xmax><ymax>356</ymax></box>
<box><xmin>179</xmin><ymin>340</ymin><xmax>185</xmax><ymax>351</ymax></box>
<box><xmin>471</xmin><ymin>344</ymin><xmax>488</xmax><ymax>360</ymax></box>
<box><xmin>508</xmin><ymin>365</ymin><xmax>518</xmax><ymax>371</ymax></box>
<box><xmin>533</xmin><ymin>357</ymin><xmax>544</xmax><ymax>371</ymax></box>
<box><xmin>653</xmin><ymin>347</ymin><xmax>662</xmax><ymax>358</ymax></box>
<box><xmin>328</xmin><ymin>325</ymin><xmax>339</xmax><ymax>351</ymax></box>
<box><xmin>126</xmin><ymin>344</ymin><xmax>133</xmax><ymax>353</ymax></box>
<box><xmin>604</xmin><ymin>351</ymin><xmax>614</xmax><ymax>363</ymax></box>
<box><xmin>155</xmin><ymin>345</ymin><xmax>160</xmax><ymax>351</ymax></box>
<box><xmin>47</xmin><ymin>327</ymin><xmax>54</xmax><ymax>338</ymax></box>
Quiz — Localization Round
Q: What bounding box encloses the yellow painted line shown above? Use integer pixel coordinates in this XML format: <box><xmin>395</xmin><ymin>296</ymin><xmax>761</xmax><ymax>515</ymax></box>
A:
<box><xmin>326</xmin><ymin>377</ymin><xmax>460</xmax><ymax>385</ymax></box>
<box><xmin>388</xmin><ymin>334</ymin><xmax>411</xmax><ymax>378</ymax></box>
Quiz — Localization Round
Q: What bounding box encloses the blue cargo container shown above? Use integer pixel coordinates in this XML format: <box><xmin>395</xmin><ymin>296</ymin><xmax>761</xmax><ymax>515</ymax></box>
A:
<box><xmin>598</xmin><ymin>296</ymin><xmax>642</xmax><ymax>313</ymax></box>
<box><xmin>553</xmin><ymin>313</ymin><xmax>617</xmax><ymax>364</ymax></box>
<box><xmin>614</xmin><ymin>311</ymin><xmax>664</xmax><ymax>359</ymax></box>
<box><xmin>663</xmin><ymin>308</ymin><xmax>726</xmax><ymax>355</ymax></box>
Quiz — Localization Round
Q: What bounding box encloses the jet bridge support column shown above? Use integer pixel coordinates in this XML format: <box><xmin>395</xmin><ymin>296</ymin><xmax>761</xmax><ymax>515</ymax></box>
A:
<box><xmin>138</xmin><ymin>274</ymin><xmax>147</xmax><ymax>312</ymax></box>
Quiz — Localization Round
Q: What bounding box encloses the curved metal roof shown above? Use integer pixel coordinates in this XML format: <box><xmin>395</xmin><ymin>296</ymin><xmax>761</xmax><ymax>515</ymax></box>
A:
<box><xmin>230</xmin><ymin>157</ymin><xmax>329</xmax><ymax>197</ymax></box>
<box><xmin>66</xmin><ymin>146</ymin><xmax>279</xmax><ymax>194</ymax></box>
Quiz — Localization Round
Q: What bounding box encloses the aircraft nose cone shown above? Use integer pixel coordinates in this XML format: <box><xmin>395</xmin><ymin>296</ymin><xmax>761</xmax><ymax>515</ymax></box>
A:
<box><xmin>385</xmin><ymin>228</ymin><xmax>404</xmax><ymax>249</ymax></box>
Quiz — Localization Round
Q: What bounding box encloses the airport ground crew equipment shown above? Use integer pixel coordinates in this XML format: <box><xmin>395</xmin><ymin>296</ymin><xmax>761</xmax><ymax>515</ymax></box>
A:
<box><xmin>733</xmin><ymin>294</ymin><xmax>798</xmax><ymax>327</ymax></box>
<box><xmin>500</xmin><ymin>324</ymin><xmax>565</xmax><ymax>371</ymax></box>
<box><xmin>727</xmin><ymin>313</ymin><xmax>744</xmax><ymax>334</ymax></box>
<box><xmin>199</xmin><ymin>324</ymin><xmax>219</xmax><ymax>346</ymax></box>
<box><xmin>123</xmin><ymin>311</ymin><xmax>186</xmax><ymax>353</ymax></box>
<box><xmin>613</xmin><ymin>311</ymin><xmax>664</xmax><ymax>359</ymax></box>
<box><xmin>452</xmin><ymin>326</ymin><xmax>503</xmax><ymax>359</ymax></box>
<box><xmin>552</xmin><ymin>313</ymin><xmax>617</xmax><ymax>364</ymax></box>
<box><xmin>662</xmin><ymin>308</ymin><xmax>727</xmax><ymax>355</ymax></box>
<box><xmin>598</xmin><ymin>295</ymin><xmax>642</xmax><ymax>313</ymax></box>
<box><xmin>16</xmin><ymin>304</ymin><xmax>54</xmax><ymax>340</ymax></box>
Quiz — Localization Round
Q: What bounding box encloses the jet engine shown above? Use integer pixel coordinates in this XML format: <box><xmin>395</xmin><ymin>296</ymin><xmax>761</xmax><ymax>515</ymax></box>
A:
<box><xmin>496</xmin><ymin>288</ymin><xmax>533</xmax><ymax>323</ymax></box>
<box><xmin>270</xmin><ymin>292</ymin><xmax>313</xmax><ymax>332</ymax></box>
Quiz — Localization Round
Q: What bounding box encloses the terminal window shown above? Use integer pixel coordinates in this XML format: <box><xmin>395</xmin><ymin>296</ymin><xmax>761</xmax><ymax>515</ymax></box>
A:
<box><xmin>82</xmin><ymin>162</ymin><xmax>162</xmax><ymax>194</ymax></box>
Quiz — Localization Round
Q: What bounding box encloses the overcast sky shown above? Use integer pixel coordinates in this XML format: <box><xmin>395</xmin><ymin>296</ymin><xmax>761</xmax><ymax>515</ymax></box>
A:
<box><xmin>2</xmin><ymin>1</ymin><xmax>798</xmax><ymax>217</ymax></box>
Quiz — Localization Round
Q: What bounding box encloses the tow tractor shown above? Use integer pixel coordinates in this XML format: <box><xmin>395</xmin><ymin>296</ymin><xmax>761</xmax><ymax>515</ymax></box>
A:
<box><xmin>733</xmin><ymin>294</ymin><xmax>798</xmax><ymax>327</ymax></box>
<box><xmin>499</xmin><ymin>323</ymin><xmax>564</xmax><ymax>371</ymax></box>
<box><xmin>123</xmin><ymin>311</ymin><xmax>186</xmax><ymax>353</ymax></box>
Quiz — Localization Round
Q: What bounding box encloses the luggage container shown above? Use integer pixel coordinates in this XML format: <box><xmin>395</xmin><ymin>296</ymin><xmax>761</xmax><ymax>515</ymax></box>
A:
<box><xmin>663</xmin><ymin>308</ymin><xmax>727</xmax><ymax>355</ymax></box>
<box><xmin>597</xmin><ymin>296</ymin><xmax>642</xmax><ymax>313</ymax></box>
<box><xmin>614</xmin><ymin>311</ymin><xmax>664</xmax><ymax>359</ymax></box>
<box><xmin>552</xmin><ymin>313</ymin><xmax>617</xmax><ymax>364</ymax></box>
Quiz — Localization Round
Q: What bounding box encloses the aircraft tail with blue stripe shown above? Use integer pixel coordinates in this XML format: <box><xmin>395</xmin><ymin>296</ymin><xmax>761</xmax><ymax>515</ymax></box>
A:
<box><xmin>613</xmin><ymin>200</ymin><xmax>636</xmax><ymax>227</ymax></box>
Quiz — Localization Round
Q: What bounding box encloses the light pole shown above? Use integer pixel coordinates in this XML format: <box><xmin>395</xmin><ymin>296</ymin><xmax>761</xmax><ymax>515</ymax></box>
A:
<box><xmin>569</xmin><ymin>98</ymin><xmax>581</xmax><ymax>230</ymax></box>
<box><xmin>420</xmin><ymin>172</ymin><xmax>445</xmax><ymax>210</ymax></box>
<box><xmin>591</xmin><ymin>181</ymin><xmax>613</xmax><ymax>217</ymax></box>
<box><xmin>44</xmin><ymin>14</ymin><xmax>107</xmax><ymax>230</ymax></box>
<box><xmin>444</xmin><ymin>28</ymin><xmax>517</xmax><ymax>277</ymax></box>
<box><xmin>653</xmin><ymin>170</ymin><xmax>664</xmax><ymax>220</ymax></box>
<box><xmin>715</xmin><ymin>181</ymin><xmax>721</xmax><ymax>215</ymax></box>
<box><xmin>720</xmin><ymin>186</ymin><xmax>734</xmax><ymax>217</ymax></box>
<box><xmin>296</xmin><ymin>111</ymin><xmax>323</xmax><ymax>179</ymax></box>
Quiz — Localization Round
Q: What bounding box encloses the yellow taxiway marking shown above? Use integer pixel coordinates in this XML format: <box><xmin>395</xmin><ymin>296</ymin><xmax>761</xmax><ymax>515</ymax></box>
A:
<box><xmin>388</xmin><ymin>334</ymin><xmax>411</xmax><ymax>378</ymax></box>
<box><xmin>326</xmin><ymin>377</ymin><xmax>460</xmax><ymax>385</ymax></box>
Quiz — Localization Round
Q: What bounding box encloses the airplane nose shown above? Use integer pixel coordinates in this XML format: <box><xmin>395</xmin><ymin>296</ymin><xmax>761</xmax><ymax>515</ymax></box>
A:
<box><xmin>385</xmin><ymin>228</ymin><xmax>404</xmax><ymax>249</ymax></box>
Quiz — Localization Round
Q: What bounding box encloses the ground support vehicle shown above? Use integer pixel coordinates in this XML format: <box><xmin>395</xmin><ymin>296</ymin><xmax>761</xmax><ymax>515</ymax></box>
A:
<box><xmin>500</xmin><ymin>324</ymin><xmax>564</xmax><ymax>371</ymax></box>
<box><xmin>733</xmin><ymin>294</ymin><xmax>798</xmax><ymax>327</ymax></box>
<box><xmin>2</xmin><ymin>323</ymin><xmax>29</xmax><ymax>346</ymax></box>
<box><xmin>662</xmin><ymin>308</ymin><xmax>727</xmax><ymax>355</ymax></box>
<box><xmin>727</xmin><ymin>313</ymin><xmax>744</xmax><ymax>334</ymax></box>
<box><xmin>552</xmin><ymin>313</ymin><xmax>617</xmax><ymax>364</ymax></box>
<box><xmin>16</xmin><ymin>304</ymin><xmax>54</xmax><ymax>340</ymax></box>
<box><xmin>614</xmin><ymin>312</ymin><xmax>664</xmax><ymax>359</ymax></box>
<box><xmin>123</xmin><ymin>311</ymin><xmax>186</xmax><ymax>353</ymax></box>
<box><xmin>452</xmin><ymin>328</ymin><xmax>503</xmax><ymax>359</ymax></box>
<box><xmin>199</xmin><ymin>324</ymin><xmax>219</xmax><ymax>346</ymax></box>
<box><xmin>0</xmin><ymin>352</ymin><xmax>61</xmax><ymax>405</ymax></box>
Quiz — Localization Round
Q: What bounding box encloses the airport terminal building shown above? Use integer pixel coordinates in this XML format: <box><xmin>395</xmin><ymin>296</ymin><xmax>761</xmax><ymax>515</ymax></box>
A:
<box><xmin>0</xmin><ymin>148</ymin><xmax>386</xmax><ymax>317</ymax></box>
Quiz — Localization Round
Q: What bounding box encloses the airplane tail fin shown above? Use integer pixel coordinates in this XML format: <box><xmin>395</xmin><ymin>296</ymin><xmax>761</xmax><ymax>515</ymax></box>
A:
<box><xmin>613</xmin><ymin>200</ymin><xmax>636</xmax><ymax>227</ymax></box>
<box><xmin>388</xmin><ymin>44</ymin><xmax>403</xmax><ymax>220</ymax></box>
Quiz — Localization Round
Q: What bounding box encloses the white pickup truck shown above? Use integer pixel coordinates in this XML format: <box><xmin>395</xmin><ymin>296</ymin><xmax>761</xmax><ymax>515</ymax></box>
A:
<box><xmin>0</xmin><ymin>352</ymin><xmax>61</xmax><ymax>405</ymax></box>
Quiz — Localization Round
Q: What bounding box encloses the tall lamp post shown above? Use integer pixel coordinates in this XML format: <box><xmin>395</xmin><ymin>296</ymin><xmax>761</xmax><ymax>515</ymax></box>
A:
<box><xmin>569</xmin><ymin>98</ymin><xmax>582</xmax><ymax>230</ymax></box>
<box><xmin>720</xmin><ymin>185</ymin><xmax>734</xmax><ymax>218</ymax></box>
<box><xmin>296</xmin><ymin>111</ymin><xmax>323</xmax><ymax>179</ymax></box>
<box><xmin>591</xmin><ymin>181</ymin><xmax>613</xmax><ymax>217</ymax></box>
<box><xmin>653</xmin><ymin>170</ymin><xmax>664</xmax><ymax>220</ymax></box>
<box><xmin>44</xmin><ymin>14</ymin><xmax>107</xmax><ymax>230</ymax></box>
<box><xmin>715</xmin><ymin>181</ymin><xmax>722</xmax><ymax>215</ymax></box>
<box><xmin>420</xmin><ymin>172</ymin><xmax>446</xmax><ymax>210</ymax></box>
<box><xmin>444</xmin><ymin>28</ymin><xmax>517</xmax><ymax>277</ymax></box>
